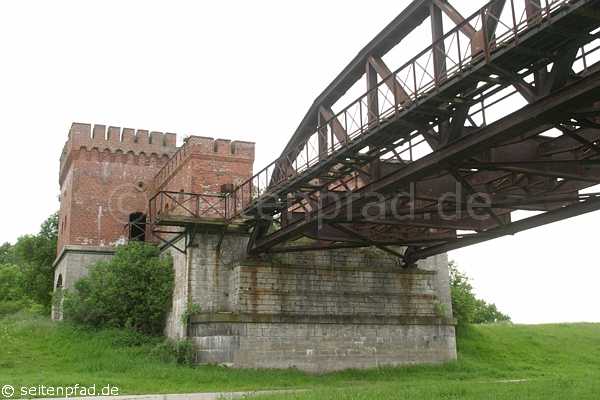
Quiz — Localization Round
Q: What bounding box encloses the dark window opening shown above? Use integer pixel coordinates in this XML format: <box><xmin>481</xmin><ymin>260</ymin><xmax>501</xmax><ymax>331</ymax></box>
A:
<box><xmin>56</xmin><ymin>274</ymin><xmax>63</xmax><ymax>290</ymax></box>
<box><xmin>129</xmin><ymin>212</ymin><xmax>146</xmax><ymax>242</ymax></box>
<box><xmin>220</xmin><ymin>183</ymin><xmax>234</xmax><ymax>194</ymax></box>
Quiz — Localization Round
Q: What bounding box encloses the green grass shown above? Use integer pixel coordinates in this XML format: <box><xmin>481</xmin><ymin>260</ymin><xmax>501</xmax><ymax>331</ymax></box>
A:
<box><xmin>1</xmin><ymin>312</ymin><xmax>599</xmax><ymax>399</ymax></box>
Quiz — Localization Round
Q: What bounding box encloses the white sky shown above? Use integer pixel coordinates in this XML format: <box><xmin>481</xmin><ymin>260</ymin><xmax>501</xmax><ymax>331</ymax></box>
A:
<box><xmin>0</xmin><ymin>0</ymin><xmax>598</xmax><ymax>324</ymax></box>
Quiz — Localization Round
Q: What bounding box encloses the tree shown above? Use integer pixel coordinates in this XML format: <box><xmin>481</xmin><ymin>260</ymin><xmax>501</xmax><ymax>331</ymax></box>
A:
<box><xmin>63</xmin><ymin>242</ymin><xmax>174</xmax><ymax>335</ymax></box>
<box><xmin>472</xmin><ymin>299</ymin><xmax>511</xmax><ymax>324</ymax></box>
<box><xmin>449</xmin><ymin>261</ymin><xmax>511</xmax><ymax>325</ymax></box>
<box><xmin>12</xmin><ymin>212</ymin><xmax>59</xmax><ymax>313</ymax></box>
<box><xmin>0</xmin><ymin>242</ymin><xmax>15</xmax><ymax>264</ymax></box>
<box><xmin>0</xmin><ymin>264</ymin><xmax>26</xmax><ymax>302</ymax></box>
<box><xmin>449</xmin><ymin>262</ymin><xmax>477</xmax><ymax>325</ymax></box>
<box><xmin>0</xmin><ymin>262</ymin><xmax>32</xmax><ymax>316</ymax></box>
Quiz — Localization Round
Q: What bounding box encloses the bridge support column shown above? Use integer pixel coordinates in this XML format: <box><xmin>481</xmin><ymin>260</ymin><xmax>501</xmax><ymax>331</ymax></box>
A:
<box><xmin>164</xmin><ymin>227</ymin><xmax>456</xmax><ymax>372</ymax></box>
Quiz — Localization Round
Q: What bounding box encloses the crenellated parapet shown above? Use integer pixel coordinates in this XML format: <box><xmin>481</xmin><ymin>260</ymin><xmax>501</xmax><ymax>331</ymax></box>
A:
<box><xmin>68</xmin><ymin>122</ymin><xmax>177</xmax><ymax>153</ymax></box>
<box><xmin>60</xmin><ymin>122</ymin><xmax>178</xmax><ymax>184</ymax></box>
<box><xmin>184</xmin><ymin>136</ymin><xmax>255</xmax><ymax>159</ymax></box>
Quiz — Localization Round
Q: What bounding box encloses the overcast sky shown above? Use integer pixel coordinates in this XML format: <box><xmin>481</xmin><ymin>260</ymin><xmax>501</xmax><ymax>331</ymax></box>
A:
<box><xmin>1</xmin><ymin>0</ymin><xmax>598</xmax><ymax>324</ymax></box>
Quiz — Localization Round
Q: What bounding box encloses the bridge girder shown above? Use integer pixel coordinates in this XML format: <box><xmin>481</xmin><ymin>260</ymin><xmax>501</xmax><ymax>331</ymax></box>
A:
<box><xmin>221</xmin><ymin>0</ymin><xmax>600</xmax><ymax>263</ymax></box>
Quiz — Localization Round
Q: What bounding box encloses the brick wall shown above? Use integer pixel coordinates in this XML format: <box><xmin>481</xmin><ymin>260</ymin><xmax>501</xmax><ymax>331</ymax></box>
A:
<box><xmin>190</xmin><ymin>320</ymin><xmax>456</xmax><ymax>372</ymax></box>
<box><xmin>230</xmin><ymin>264</ymin><xmax>438</xmax><ymax>316</ymax></box>
<box><xmin>57</xmin><ymin>123</ymin><xmax>255</xmax><ymax>254</ymax></box>
<box><xmin>156</xmin><ymin>136</ymin><xmax>254</xmax><ymax>194</ymax></box>
<box><xmin>165</xmin><ymin>231</ymin><xmax>456</xmax><ymax>371</ymax></box>
<box><xmin>57</xmin><ymin>123</ymin><xmax>176</xmax><ymax>253</ymax></box>
<box><xmin>166</xmin><ymin>235</ymin><xmax>452</xmax><ymax>330</ymax></box>
<box><xmin>163</xmin><ymin>230</ymin><xmax>250</xmax><ymax>338</ymax></box>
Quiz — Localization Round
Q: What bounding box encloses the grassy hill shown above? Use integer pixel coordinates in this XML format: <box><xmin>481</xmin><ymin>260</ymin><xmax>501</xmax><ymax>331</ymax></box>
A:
<box><xmin>1</xmin><ymin>313</ymin><xmax>599</xmax><ymax>399</ymax></box>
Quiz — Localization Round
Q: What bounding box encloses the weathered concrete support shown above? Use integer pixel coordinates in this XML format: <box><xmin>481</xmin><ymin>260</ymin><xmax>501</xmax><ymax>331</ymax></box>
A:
<box><xmin>165</xmin><ymin>230</ymin><xmax>456</xmax><ymax>372</ymax></box>
<box><xmin>164</xmin><ymin>229</ymin><xmax>249</xmax><ymax>339</ymax></box>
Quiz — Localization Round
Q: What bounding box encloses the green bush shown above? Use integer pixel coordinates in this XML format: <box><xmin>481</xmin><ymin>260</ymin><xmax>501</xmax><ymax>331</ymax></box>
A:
<box><xmin>0</xmin><ymin>263</ymin><xmax>26</xmax><ymax>302</ymax></box>
<box><xmin>181</xmin><ymin>303</ymin><xmax>202</xmax><ymax>325</ymax></box>
<box><xmin>151</xmin><ymin>338</ymin><xmax>195</xmax><ymax>365</ymax></box>
<box><xmin>449</xmin><ymin>261</ymin><xmax>511</xmax><ymax>325</ymax></box>
<box><xmin>0</xmin><ymin>300</ymin><xmax>32</xmax><ymax>317</ymax></box>
<box><xmin>472</xmin><ymin>299</ymin><xmax>512</xmax><ymax>324</ymax></box>
<box><xmin>0</xmin><ymin>242</ymin><xmax>15</xmax><ymax>264</ymax></box>
<box><xmin>0</xmin><ymin>263</ymin><xmax>33</xmax><ymax>316</ymax></box>
<box><xmin>63</xmin><ymin>242</ymin><xmax>174</xmax><ymax>335</ymax></box>
<box><xmin>0</xmin><ymin>213</ymin><xmax>59</xmax><ymax>315</ymax></box>
<box><xmin>0</xmin><ymin>212</ymin><xmax>60</xmax><ymax>316</ymax></box>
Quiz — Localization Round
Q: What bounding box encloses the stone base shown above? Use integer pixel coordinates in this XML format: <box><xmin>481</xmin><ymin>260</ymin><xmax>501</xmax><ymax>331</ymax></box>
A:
<box><xmin>164</xmin><ymin>230</ymin><xmax>457</xmax><ymax>372</ymax></box>
<box><xmin>190</xmin><ymin>314</ymin><xmax>456</xmax><ymax>372</ymax></box>
<box><xmin>52</xmin><ymin>245</ymin><xmax>115</xmax><ymax>320</ymax></box>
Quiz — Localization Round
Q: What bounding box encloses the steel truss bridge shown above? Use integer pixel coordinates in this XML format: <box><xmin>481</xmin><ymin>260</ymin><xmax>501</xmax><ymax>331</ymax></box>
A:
<box><xmin>150</xmin><ymin>0</ymin><xmax>600</xmax><ymax>266</ymax></box>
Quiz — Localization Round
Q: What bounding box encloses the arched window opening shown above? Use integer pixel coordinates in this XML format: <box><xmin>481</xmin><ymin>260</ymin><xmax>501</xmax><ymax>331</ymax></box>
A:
<box><xmin>129</xmin><ymin>212</ymin><xmax>146</xmax><ymax>242</ymax></box>
<box><xmin>56</xmin><ymin>274</ymin><xmax>63</xmax><ymax>290</ymax></box>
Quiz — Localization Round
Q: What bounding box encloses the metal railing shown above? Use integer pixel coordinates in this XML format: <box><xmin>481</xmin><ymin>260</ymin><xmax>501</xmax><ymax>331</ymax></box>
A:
<box><xmin>226</xmin><ymin>0</ymin><xmax>576</xmax><ymax>219</ymax></box>
<box><xmin>149</xmin><ymin>191</ymin><xmax>228</xmax><ymax>223</ymax></box>
<box><xmin>153</xmin><ymin>142</ymin><xmax>191</xmax><ymax>190</ymax></box>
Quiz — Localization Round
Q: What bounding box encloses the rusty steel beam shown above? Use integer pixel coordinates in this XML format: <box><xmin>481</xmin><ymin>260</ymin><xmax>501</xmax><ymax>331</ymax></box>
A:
<box><xmin>266</xmin><ymin>242</ymin><xmax>373</xmax><ymax>253</ymax></box>
<box><xmin>404</xmin><ymin>195</ymin><xmax>600</xmax><ymax>263</ymax></box>
<box><xmin>329</xmin><ymin>223</ymin><xmax>406</xmax><ymax>259</ymax></box>
<box><xmin>483</xmin><ymin>0</ymin><xmax>507</xmax><ymax>41</ymax></box>
<box><xmin>344</xmin><ymin>193</ymin><xmax>587</xmax><ymax>220</ymax></box>
<box><xmin>319</xmin><ymin>106</ymin><xmax>348</xmax><ymax>145</ymax></box>
<box><xmin>489</xmin><ymin>65</ymin><xmax>538</xmax><ymax>102</ymax></box>
<box><xmin>277</xmin><ymin>0</ymin><xmax>432</xmax><ymax>161</ymax></box>
<box><xmin>221</xmin><ymin>0</ymin><xmax>600</xmax><ymax>259</ymax></box>
<box><xmin>461</xmin><ymin>160</ymin><xmax>600</xmax><ymax>183</ymax></box>
<box><xmin>366</xmin><ymin>58</ymin><xmax>382</xmax><ymax>181</ymax></box>
<box><xmin>542</xmin><ymin>47</ymin><xmax>580</xmax><ymax>96</ymax></box>
<box><xmin>430</xmin><ymin>2</ymin><xmax>448</xmax><ymax>85</ymax></box>
<box><xmin>366</xmin><ymin>61</ymin><xmax>380</xmax><ymax>127</ymax></box>
<box><xmin>268</xmin><ymin>0</ymin><xmax>600</xmax><ymax>186</ymax></box>
<box><xmin>561</xmin><ymin>129</ymin><xmax>600</xmax><ymax>156</ymax></box>
<box><xmin>368</xmin><ymin>55</ymin><xmax>412</xmax><ymax>105</ymax></box>
<box><xmin>432</xmin><ymin>0</ymin><xmax>477</xmax><ymax>39</ymax></box>
<box><xmin>250</xmin><ymin>69</ymin><xmax>600</xmax><ymax>253</ymax></box>
<box><xmin>360</xmin><ymin>73</ymin><xmax>600</xmax><ymax>195</ymax></box>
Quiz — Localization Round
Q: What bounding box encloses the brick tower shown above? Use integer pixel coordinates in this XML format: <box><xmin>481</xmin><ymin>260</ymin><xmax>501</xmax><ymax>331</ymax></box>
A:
<box><xmin>53</xmin><ymin>122</ymin><xmax>255</xmax><ymax>319</ymax></box>
<box><xmin>57</xmin><ymin>123</ymin><xmax>177</xmax><ymax>253</ymax></box>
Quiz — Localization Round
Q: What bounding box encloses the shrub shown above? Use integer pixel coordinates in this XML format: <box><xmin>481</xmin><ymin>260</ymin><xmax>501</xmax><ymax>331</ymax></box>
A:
<box><xmin>63</xmin><ymin>242</ymin><xmax>174</xmax><ymax>335</ymax></box>
<box><xmin>0</xmin><ymin>300</ymin><xmax>32</xmax><ymax>317</ymax></box>
<box><xmin>151</xmin><ymin>338</ymin><xmax>195</xmax><ymax>365</ymax></box>
<box><xmin>12</xmin><ymin>213</ymin><xmax>58</xmax><ymax>314</ymax></box>
<box><xmin>0</xmin><ymin>263</ymin><xmax>33</xmax><ymax>316</ymax></box>
<box><xmin>181</xmin><ymin>303</ymin><xmax>202</xmax><ymax>325</ymax></box>
<box><xmin>449</xmin><ymin>262</ymin><xmax>477</xmax><ymax>325</ymax></box>
<box><xmin>0</xmin><ymin>213</ymin><xmax>58</xmax><ymax>315</ymax></box>
<box><xmin>472</xmin><ymin>299</ymin><xmax>511</xmax><ymax>324</ymax></box>
<box><xmin>449</xmin><ymin>261</ymin><xmax>511</xmax><ymax>325</ymax></box>
<box><xmin>0</xmin><ymin>264</ymin><xmax>26</xmax><ymax>302</ymax></box>
<box><xmin>0</xmin><ymin>242</ymin><xmax>15</xmax><ymax>264</ymax></box>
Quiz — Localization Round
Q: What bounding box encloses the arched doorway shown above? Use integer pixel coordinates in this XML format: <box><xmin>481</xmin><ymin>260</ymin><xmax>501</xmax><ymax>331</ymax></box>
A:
<box><xmin>52</xmin><ymin>274</ymin><xmax>64</xmax><ymax>321</ymax></box>
<box><xmin>129</xmin><ymin>212</ymin><xmax>146</xmax><ymax>242</ymax></box>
